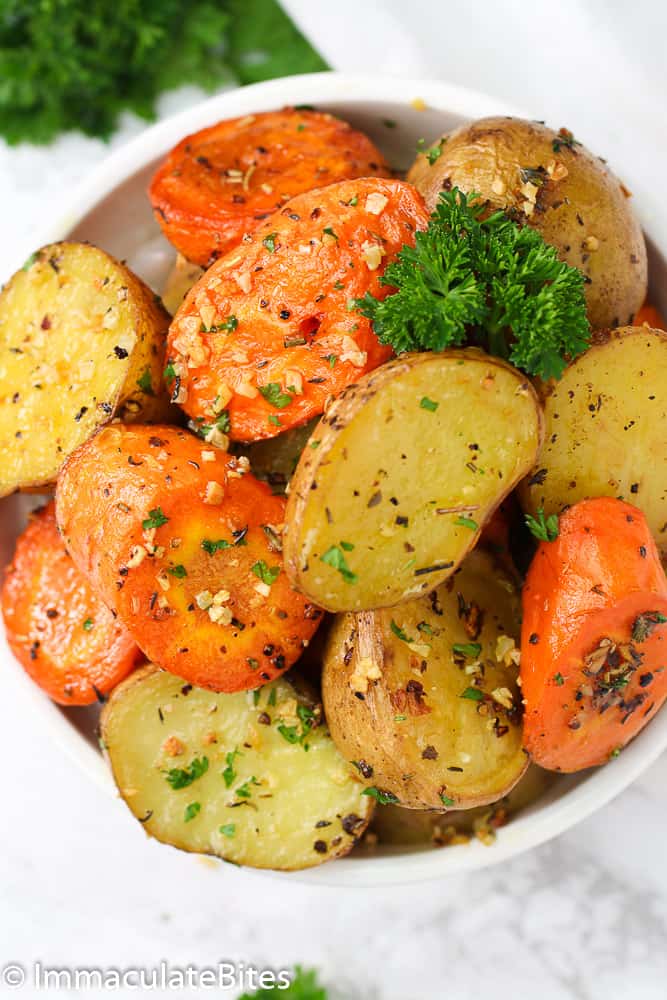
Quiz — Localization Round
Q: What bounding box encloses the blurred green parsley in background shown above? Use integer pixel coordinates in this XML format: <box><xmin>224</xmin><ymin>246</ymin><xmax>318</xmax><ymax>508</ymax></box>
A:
<box><xmin>0</xmin><ymin>0</ymin><xmax>327</xmax><ymax>145</ymax></box>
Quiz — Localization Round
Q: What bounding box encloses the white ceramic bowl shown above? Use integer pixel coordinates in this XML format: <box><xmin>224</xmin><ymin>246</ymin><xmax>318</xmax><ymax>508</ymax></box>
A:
<box><xmin>3</xmin><ymin>72</ymin><xmax>667</xmax><ymax>888</ymax></box>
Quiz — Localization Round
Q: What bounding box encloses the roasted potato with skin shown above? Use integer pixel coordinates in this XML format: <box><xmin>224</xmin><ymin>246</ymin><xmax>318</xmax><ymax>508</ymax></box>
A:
<box><xmin>0</xmin><ymin>241</ymin><xmax>172</xmax><ymax>497</ymax></box>
<box><xmin>101</xmin><ymin>665</ymin><xmax>373</xmax><ymax>870</ymax></box>
<box><xmin>369</xmin><ymin>765</ymin><xmax>557</xmax><ymax>847</ymax></box>
<box><xmin>520</xmin><ymin>326</ymin><xmax>667</xmax><ymax>556</ymax></box>
<box><xmin>284</xmin><ymin>350</ymin><xmax>543</xmax><ymax>612</ymax></box>
<box><xmin>322</xmin><ymin>548</ymin><xmax>528</xmax><ymax>811</ymax></box>
<box><xmin>407</xmin><ymin>117</ymin><xmax>647</xmax><ymax>331</ymax></box>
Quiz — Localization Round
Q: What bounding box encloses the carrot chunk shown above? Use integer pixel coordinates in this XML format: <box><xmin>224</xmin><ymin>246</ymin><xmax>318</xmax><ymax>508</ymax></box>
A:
<box><xmin>149</xmin><ymin>108</ymin><xmax>390</xmax><ymax>267</ymax></box>
<box><xmin>634</xmin><ymin>302</ymin><xmax>667</xmax><ymax>330</ymax></box>
<box><xmin>1</xmin><ymin>501</ymin><xmax>140</xmax><ymax>705</ymax></box>
<box><xmin>521</xmin><ymin>497</ymin><xmax>667</xmax><ymax>771</ymax></box>
<box><xmin>166</xmin><ymin>177</ymin><xmax>429</xmax><ymax>441</ymax></box>
<box><xmin>55</xmin><ymin>425</ymin><xmax>322</xmax><ymax>692</ymax></box>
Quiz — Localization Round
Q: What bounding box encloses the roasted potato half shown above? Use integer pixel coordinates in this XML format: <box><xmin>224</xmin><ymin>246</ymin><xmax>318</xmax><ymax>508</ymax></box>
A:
<box><xmin>322</xmin><ymin>548</ymin><xmax>528</xmax><ymax>810</ymax></box>
<box><xmin>370</xmin><ymin>765</ymin><xmax>556</xmax><ymax>848</ymax></box>
<box><xmin>407</xmin><ymin>117</ymin><xmax>647</xmax><ymax>331</ymax></box>
<box><xmin>101</xmin><ymin>665</ymin><xmax>372</xmax><ymax>870</ymax></box>
<box><xmin>0</xmin><ymin>242</ymin><xmax>172</xmax><ymax>496</ymax></box>
<box><xmin>284</xmin><ymin>350</ymin><xmax>543</xmax><ymax>611</ymax></box>
<box><xmin>520</xmin><ymin>326</ymin><xmax>667</xmax><ymax>556</ymax></box>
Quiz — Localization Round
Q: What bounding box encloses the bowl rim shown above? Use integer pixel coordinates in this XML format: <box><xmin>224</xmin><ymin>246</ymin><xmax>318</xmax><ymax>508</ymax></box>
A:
<box><xmin>6</xmin><ymin>70</ymin><xmax>667</xmax><ymax>887</ymax></box>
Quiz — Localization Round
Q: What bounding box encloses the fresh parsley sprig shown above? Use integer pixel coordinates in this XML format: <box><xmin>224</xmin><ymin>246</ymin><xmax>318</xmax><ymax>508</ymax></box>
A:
<box><xmin>355</xmin><ymin>188</ymin><xmax>590</xmax><ymax>380</ymax></box>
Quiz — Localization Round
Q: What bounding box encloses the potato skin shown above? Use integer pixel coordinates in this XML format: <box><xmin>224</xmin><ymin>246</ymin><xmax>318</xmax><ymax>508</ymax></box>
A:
<box><xmin>0</xmin><ymin>241</ymin><xmax>173</xmax><ymax>497</ymax></box>
<box><xmin>407</xmin><ymin>117</ymin><xmax>647</xmax><ymax>331</ymax></box>
<box><xmin>322</xmin><ymin>549</ymin><xmax>528</xmax><ymax>810</ymax></box>
<box><xmin>284</xmin><ymin>350</ymin><xmax>543</xmax><ymax>612</ymax></box>
<box><xmin>150</xmin><ymin>108</ymin><xmax>390</xmax><ymax>267</ymax></box>
<box><xmin>520</xmin><ymin>326</ymin><xmax>667</xmax><ymax>556</ymax></box>
<box><xmin>101</xmin><ymin>665</ymin><xmax>373</xmax><ymax>870</ymax></box>
<box><xmin>1</xmin><ymin>501</ymin><xmax>140</xmax><ymax>705</ymax></box>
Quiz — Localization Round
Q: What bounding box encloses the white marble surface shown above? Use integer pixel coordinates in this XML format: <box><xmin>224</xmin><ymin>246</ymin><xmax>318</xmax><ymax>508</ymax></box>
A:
<box><xmin>2</xmin><ymin>3</ymin><xmax>667</xmax><ymax>998</ymax></box>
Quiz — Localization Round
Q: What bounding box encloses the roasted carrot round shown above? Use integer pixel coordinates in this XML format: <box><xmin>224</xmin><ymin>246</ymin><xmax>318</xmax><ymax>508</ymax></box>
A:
<box><xmin>149</xmin><ymin>108</ymin><xmax>390</xmax><ymax>267</ymax></box>
<box><xmin>1</xmin><ymin>501</ymin><xmax>140</xmax><ymax>705</ymax></box>
<box><xmin>56</xmin><ymin>424</ymin><xmax>323</xmax><ymax>692</ymax></box>
<box><xmin>167</xmin><ymin>177</ymin><xmax>429</xmax><ymax>442</ymax></box>
<box><xmin>521</xmin><ymin>497</ymin><xmax>667</xmax><ymax>771</ymax></box>
<box><xmin>634</xmin><ymin>303</ymin><xmax>667</xmax><ymax>330</ymax></box>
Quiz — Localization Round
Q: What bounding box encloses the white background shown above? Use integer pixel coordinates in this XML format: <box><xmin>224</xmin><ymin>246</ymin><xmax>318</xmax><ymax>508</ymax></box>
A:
<box><xmin>2</xmin><ymin>2</ymin><xmax>667</xmax><ymax>997</ymax></box>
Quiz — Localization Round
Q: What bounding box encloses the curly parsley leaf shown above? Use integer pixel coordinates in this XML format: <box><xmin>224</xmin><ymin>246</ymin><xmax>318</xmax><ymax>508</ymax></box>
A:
<box><xmin>355</xmin><ymin>188</ymin><xmax>590</xmax><ymax>380</ymax></box>
<box><xmin>164</xmin><ymin>756</ymin><xmax>209</xmax><ymax>790</ymax></box>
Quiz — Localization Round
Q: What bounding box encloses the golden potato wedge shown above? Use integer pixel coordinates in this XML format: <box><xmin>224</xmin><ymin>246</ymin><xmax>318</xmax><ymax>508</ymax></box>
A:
<box><xmin>407</xmin><ymin>117</ymin><xmax>647</xmax><ymax>331</ymax></box>
<box><xmin>161</xmin><ymin>253</ymin><xmax>204</xmax><ymax>315</ymax></box>
<box><xmin>0</xmin><ymin>242</ymin><xmax>172</xmax><ymax>496</ymax></box>
<box><xmin>520</xmin><ymin>326</ymin><xmax>667</xmax><ymax>555</ymax></box>
<box><xmin>284</xmin><ymin>350</ymin><xmax>543</xmax><ymax>611</ymax></box>
<box><xmin>322</xmin><ymin>548</ymin><xmax>528</xmax><ymax>810</ymax></box>
<box><xmin>101</xmin><ymin>665</ymin><xmax>372</xmax><ymax>870</ymax></box>
<box><xmin>369</xmin><ymin>765</ymin><xmax>556</xmax><ymax>847</ymax></box>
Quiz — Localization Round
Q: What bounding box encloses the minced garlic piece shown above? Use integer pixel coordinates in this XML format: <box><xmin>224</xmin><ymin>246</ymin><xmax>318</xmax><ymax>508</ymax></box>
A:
<box><xmin>212</xmin><ymin>589</ymin><xmax>230</xmax><ymax>605</ymax></box>
<box><xmin>199</xmin><ymin>303</ymin><xmax>216</xmax><ymax>330</ymax></box>
<box><xmin>209</xmin><ymin>605</ymin><xmax>233</xmax><ymax>625</ymax></box>
<box><xmin>365</xmin><ymin>192</ymin><xmax>389</xmax><ymax>215</ymax></box>
<box><xmin>496</xmin><ymin>634</ymin><xmax>521</xmax><ymax>667</ymax></box>
<box><xmin>340</xmin><ymin>335</ymin><xmax>367</xmax><ymax>368</ymax></box>
<box><xmin>407</xmin><ymin>641</ymin><xmax>431</xmax><ymax>659</ymax></box>
<box><xmin>491</xmin><ymin>687</ymin><xmax>514</xmax><ymax>710</ymax></box>
<box><xmin>203</xmin><ymin>425</ymin><xmax>228</xmax><ymax>450</ymax></box>
<box><xmin>126</xmin><ymin>544</ymin><xmax>147</xmax><ymax>568</ymax></box>
<box><xmin>203</xmin><ymin>481</ymin><xmax>224</xmax><ymax>505</ymax></box>
<box><xmin>235</xmin><ymin>271</ymin><xmax>252</xmax><ymax>294</ymax></box>
<box><xmin>284</xmin><ymin>369</ymin><xmax>303</xmax><ymax>394</ymax></box>
<box><xmin>201</xmin><ymin>449</ymin><xmax>216</xmax><ymax>463</ymax></box>
<box><xmin>236</xmin><ymin>376</ymin><xmax>259</xmax><ymax>399</ymax></box>
<box><xmin>195</xmin><ymin>590</ymin><xmax>213</xmax><ymax>610</ymax></box>
<box><xmin>254</xmin><ymin>580</ymin><xmax>271</xmax><ymax>598</ymax></box>
<box><xmin>156</xmin><ymin>571</ymin><xmax>170</xmax><ymax>592</ymax></box>
<box><xmin>349</xmin><ymin>655</ymin><xmax>382</xmax><ymax>695</ymax></box>
<box><xmin>361</xmin><ymin>240</ymin><xmax>383</xmax><ymax>271</ymax></box>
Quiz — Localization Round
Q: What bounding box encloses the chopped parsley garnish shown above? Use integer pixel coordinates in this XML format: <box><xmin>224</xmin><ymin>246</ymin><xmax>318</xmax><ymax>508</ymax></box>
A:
<box><xmin>324</xmin><ymin>354</ymin><xmax>337</xmax><ymax>368</ymax></box>
<box><xmin>252</xmin><ymin>560</ymin><xmax>281</xmax><ymax>586</ymax></box>
<box><xmin>454</xmin><ymin>515</ymin><xmax>478</xmax><ymax>531</ymax></box>
<box><xmin>82</xmin><ymin>618</ymin><xmax>94</xmax><ymax>631</ymax></box>
<box><xmin>333</xmin><ymin>280</ymin><xmax>344</xmax><ymax>290</ymax></box>
<box><xmin>460</xmin><ymin>686</ymin><xmax>484</xmax><ymax>701</ymax></box>
<box><xmin>259</xmin><ymin>382</ymin><xmax>294</xmax><ymax>408</ymax></box>
<box><xmin>419</xmin><ymin>396</ymin><xmax>439</xmax><ymax>412</ymax></box>
<box><xmin>322</xmin><ymin>226</ymin><xmax>338</xmax><ymax>241</ymax></box>
<box><xmin>142</xmin><ymin>507</ymin><xmax>168</xmax><ymax>530</ymax></box>
<box><xmin>440</xmin><ymin>793</ymin><xmax>455</xmax><ymax>807</ymax></box>
<box><xmin>184</xmin><ymin>801</ymin><xmax>201</xmax><ymax>822</ymax></box>
<box><xmin>219</xmin><ymin>315</ymin><xmax>238</xmax><ymax>332</ymax></box>
<box><xmin>164</xmin><ymin>755</ymin><xmax>209</xmax><ymax>790</ymax></box>
<box><xmin>426</xmin><ymin>138</ymin><xmax>445</xmax><ymax>165</ymax></box>
<box><xmin>554</xmin><ymin>672</ymin><xmax>565</xmax><ymax>686</ymax></box>
<box><xmin>355</xmin><ymin>187</ymin><xmax>590</xmax><ymax>380</ymax></box>
<box><xmin>277</xmin><ymin>704</ymin><xmax>316</xmax><ymax>748</ymax></box>
<box><xmin>361</xmin><ymin>787</ymin><xmax>399</xmax><ymax>805</ymax></box>
<box><xmin>136</xmin><ymin>367</ymin><xmax>154</xmax><ymax>395</ymax></box>
<box><xmin>268</xmin><ymin>414</ymin><xmax>282</xmax><ymax>427</ymax></box>
<box><xmin>552</xmin><ymin>128</ymin><xmax>581</xmax><ymax>153</ymax></box>
<box><xmin>631</xmin><ymin>611</ymin><xmax>667</xmax><ymax>643</ymax></box>
<box><xmin>525</xmin><ymin>508</ymin><xmax>559</xmax><ymax>542</ymax></box>
<box><xmin>390</xmin><ymin>620</ymin><xmax>412</xmax><ymax>644</ymax></box>
<box><xmin>167</xmin><ymin>564</ymin><xmax>187</xmax><ymax>578</ymax></box>
<box><xmin>219</xmin><ymin>823</ymin><xmax>236</xmax><ymax>838</ymax></box>
<box><xmin>164</xmin><ymin>361</ymin><xmax>176</xmax><ymax>381</ymax></box>
<box><xmin>195</xmin><ymin>410</ymin><xmax>231</xmax><ymax>439</ymax></box>
<box><xmin>222</xmin><ymin>750</ymin><xmax>241</xmax><ymax>789</ymax></box>
<box><xmin>320</xmin><ymin>544</ymin><xmax>357</xmax><ymax>584</ymax></box>
<box><xmin>201</xmin><ymin>530</ymin><xmax>247</xmax><ymax>554</ymax></box>
<box><xmin>235</xmin><ymin>776</ymin><xmax>259</xmax><ymax>799</ymax></box>
<box><xmin>267</xmin><ymin>688</ymin><xmax>277</xmax><ymax>707</ymax></box>
<box><xmin>453</xmin><ymin>642</ymin><xmax>482</xmax><ymax>659</ymax></box>
<box><xmin>262</xmin><ymin>233</ymin><xmax>278</xmax><ymax>253</ymax></box>
<box><xmin>22</xmin><ymin>252</ymin><xmax>38</xmax><ymax>271</ymax></box>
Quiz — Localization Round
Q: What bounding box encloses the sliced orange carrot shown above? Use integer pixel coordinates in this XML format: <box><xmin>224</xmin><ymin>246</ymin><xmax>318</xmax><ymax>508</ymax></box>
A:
<box><xmin>635</xmin><ymin>303</ymin><xmax>667</xmax><ymax>330</ymax></box>
<box><xmin>521</xmin><ymin>497</ymin><xmax>667</xmax><ymax>771</ymax></box>
<box><xmin>149</xmin><ymin>108</ymin><xmax>390</xmax><ymax>267</ymax></box>
<box><xmin>1</xmin><ymin>501</ymin><xmax>140</xmax><ymax>705</ymax></box>
<box><xmin>166</xmin><ymin>177</ymin><xmax>429</xmax><ymax>442</ymax></box>
<box><xmin>56</xmin><ymin>425</ymin><xmax>322</xmax><ymax>692</ymax></box>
